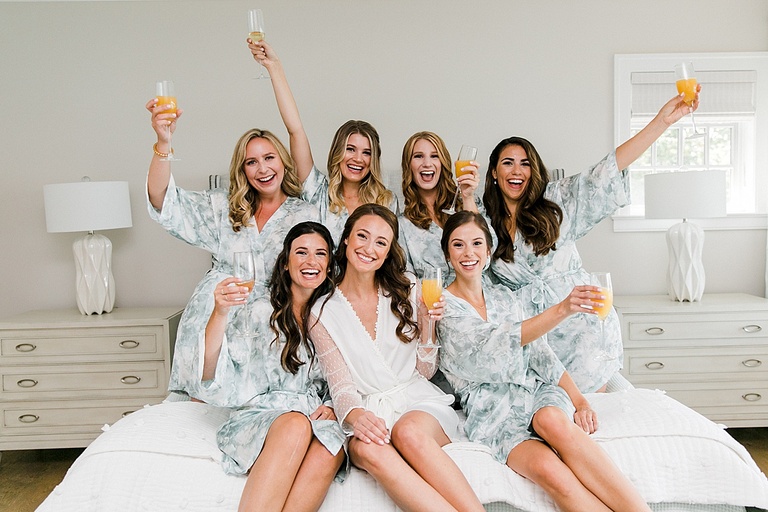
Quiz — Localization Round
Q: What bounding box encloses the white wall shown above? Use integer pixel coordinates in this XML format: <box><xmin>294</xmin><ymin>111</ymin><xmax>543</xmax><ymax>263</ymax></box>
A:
<box><xmin>1</xmin><ymin>0</ymin><xmax>766</xmax><ymax>317</ymax></box>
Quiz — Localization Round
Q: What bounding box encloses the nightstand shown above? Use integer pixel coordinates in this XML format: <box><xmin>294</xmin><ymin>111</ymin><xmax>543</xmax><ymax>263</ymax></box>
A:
<box><xmin>0</xmin><ymin>307</ymin><xmax>182</xmax><ymax>450</ymax></box>
<box><xmin>614</xmin><ymin>293</ymin><xmax>768</xmax><ymax>427</ymax></box>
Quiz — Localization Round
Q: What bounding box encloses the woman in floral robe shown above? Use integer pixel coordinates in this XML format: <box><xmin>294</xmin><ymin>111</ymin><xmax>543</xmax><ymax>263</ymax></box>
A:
<box><xmin>200</xmin><ymin>221</ymin><xmax>345</xmax><ymax>512</ymax></box>
<box><xmin>437</xmin><ymin>211</ymin><xmax>651</xmax><ymax>512</ymax></box>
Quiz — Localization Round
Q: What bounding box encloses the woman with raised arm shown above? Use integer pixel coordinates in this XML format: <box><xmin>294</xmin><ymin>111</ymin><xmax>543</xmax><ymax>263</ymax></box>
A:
<box><xmin>398</xmin><ymin>131</ymin><xmax>481</xmax><ymax>283</ymax></box>
<box><xmin>249</xmin><ymin>39</ymin><xmax>397</xmax><ymax>243</ymax></box>
<box><xmin>145</xmin><ymin>57</ymin><xmax>318</xmax><ymax>399</ymax></box>
<box><xmin>201</xmin><ymin>221</ymin><xmax>345</xmax><ymax>512</ymax></box>
<box><xmin>483</xmin><ymin>91</ymin><xmax>701</xmax><ymax>392</ymax></box>
<box><xmin>437</xmin><ymin>211</ymin><xmax>651</xmax><ymax>512</ymax></box>
<box><xmin>308</xmin><ymin>204</ymin><xmax>484</xmax><ymax>512</ymax></box>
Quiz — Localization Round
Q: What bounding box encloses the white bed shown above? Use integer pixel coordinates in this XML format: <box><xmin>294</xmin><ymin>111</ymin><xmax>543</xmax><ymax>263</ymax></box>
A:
<box><xmin>37</xmin><ymin>386</ymin><xmax>768</xmax><ymax>512</ymax></box>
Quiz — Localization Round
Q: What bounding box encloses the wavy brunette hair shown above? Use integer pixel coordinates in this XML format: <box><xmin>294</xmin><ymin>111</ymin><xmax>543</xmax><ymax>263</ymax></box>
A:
<box><xmin>227</xmin><ymin>129</ymin><xmax>302</xmax><ymax>232</ymax></box>
<box><xmin>482</xmin><ymin>137</ymin><xmax>563</xmax><ymax>263</ymax></box>
<box><xmin>268</xmin><ymin>221</ymin><xmax>335</xmax><ymax>374</ymax></box>
<box><xmin>326</xmin><ymin>120</ymin><xmax>393</xmax><ymax>214</ymax></box>
<box><xmin>333</xmin><ymin>203</ymin><xmax>418</xmax><ymax>343</ymax></box>
<box><xmin>400</xmin><ymin>131</ymin><xmax>460</xmax><ymax>229</ymax></box>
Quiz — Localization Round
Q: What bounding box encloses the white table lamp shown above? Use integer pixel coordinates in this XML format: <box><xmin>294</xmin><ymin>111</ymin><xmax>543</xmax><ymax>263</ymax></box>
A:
<box><xmin>44</xmin><ymin>179</ymin><xmax>133</xmax><ymax>315</ymax></box>
<box><xmin>644</xmin><ymin>170</ymin><xmax>726</xmax><ymax>302</ymax></box>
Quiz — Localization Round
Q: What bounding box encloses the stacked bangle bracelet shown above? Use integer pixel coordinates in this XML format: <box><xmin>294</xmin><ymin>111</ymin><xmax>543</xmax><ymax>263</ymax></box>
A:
<box><xmin>153</xmin><ymin>143</ymin><xmax>173</xmax><ymax>158</ymax></box>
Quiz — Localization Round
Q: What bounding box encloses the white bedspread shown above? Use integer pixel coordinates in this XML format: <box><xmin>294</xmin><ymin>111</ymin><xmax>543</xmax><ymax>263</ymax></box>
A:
<box><xmin>37</xmin><ymin>388</ymin><xmax>768</xmax><ymax>512</ymax></box>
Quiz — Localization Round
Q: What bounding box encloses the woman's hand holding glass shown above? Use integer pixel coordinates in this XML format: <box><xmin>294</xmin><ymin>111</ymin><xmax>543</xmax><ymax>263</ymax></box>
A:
<box><xmin>457</xmin><ymin>160</ymin><xmax>480</xmax><ymax>210</ymax></box>
<box><xmin>213</xmin><ymin>277</ymin><xmax>251</xmax><ymax>315</ymax></box>
<box><xmin>146</xmin><ymin>94</ymin><xmax>183</xmax><ymax>156</ymax></box>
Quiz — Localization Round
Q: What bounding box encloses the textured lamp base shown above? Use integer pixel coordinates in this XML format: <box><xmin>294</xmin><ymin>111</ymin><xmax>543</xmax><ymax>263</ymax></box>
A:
<box><xmin>72</xmin><ymin>233</ymin><xmax>115</xmax><ymax>315</ymax></box>
<box><xmin>666</xmin><ymin>220</ymin><xmax>705</xmax><ymax>302</ymax></box>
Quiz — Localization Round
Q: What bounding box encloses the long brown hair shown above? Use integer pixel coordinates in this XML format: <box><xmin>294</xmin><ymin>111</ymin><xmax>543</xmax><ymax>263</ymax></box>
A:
<box><xmin>334</xmin><ymin>204</ymin><xmax>418</xmax><ymax>343</ymax></box>
<box><xmin>268</xmin><ymin>222</ymin><xmax>335</xmax><ymax>373</ymax></box>
<box><xmin>227</xmin><ymin>129</ymin><xmax>302</xmax><ymax>232</ymax></box>
<box><xmin>483</xmin><ymin>137</ymin><xmax>562</xmax><ymax>262</ymax></box>
<box><xmin>400</xmin><ymin>131</ymin><xmax>459</xmax><ymax>229</ymax></box>
<box><xmin>326</xmin><ymin>120</ymin><xmax>393</xmax><ymax>214</ymax></box>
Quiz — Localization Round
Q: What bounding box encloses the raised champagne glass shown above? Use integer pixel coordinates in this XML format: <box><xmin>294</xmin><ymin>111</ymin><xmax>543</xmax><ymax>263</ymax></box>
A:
<box><xmin>442</xmin><ymin>145</ymin><xmax>477</xmax><ymax>215</ymax></box>
<box><xmin>247</xmin><ymin>9</ymin><xmax>268</xmax><ymax>79</ymax></box>
<box><xmin>674</xmin><ymin>62</ymin><xmax>704</xmax><ymax>139</ymax></box>
<box><xmin>155</xmin><ymin>80</ymin><xmax>180</xmax><ymax>161</ymax></box>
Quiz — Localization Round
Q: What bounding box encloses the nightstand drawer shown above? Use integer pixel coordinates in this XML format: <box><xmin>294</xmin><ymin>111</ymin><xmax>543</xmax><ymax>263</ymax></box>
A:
<box><xmin>0</xmin><ymin>326</ymin><xmax>164</xmax><ymax>364</ymax></box>
<box><xmin>626</xmin><ymin>317</ymin><xmax>767</xmax><ymax>342</ymax></box>
<box><xmin>650</xmin><ymin>381</ymin><xmax>767</xmax><ymax>410</ymax></box>
<box><xmin>0</xmin><ymin>362</ymin><xmax>166</xmax><ymax>399</ymax></box>
<box><xmin>625</xmin><ymin>347</ymin><xmax>768</xmax><ymax>378</ymax></box>
<box><xmin>0</xmin><ymin>398</ymin><xmax>155</xmax><ymax>438</ymax></box>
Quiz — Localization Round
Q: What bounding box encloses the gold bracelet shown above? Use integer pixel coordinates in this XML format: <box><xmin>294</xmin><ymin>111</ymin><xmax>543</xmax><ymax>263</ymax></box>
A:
<box><xmin>153</xmin><ymin>143</ymin><xmax>173</xmax><ymax>158</ymax></box>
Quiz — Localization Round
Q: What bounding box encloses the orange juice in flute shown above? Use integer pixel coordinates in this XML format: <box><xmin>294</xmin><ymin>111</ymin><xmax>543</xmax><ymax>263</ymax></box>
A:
<box><xmin>420</xmin><ymin>268</ymin><xmax>443</xmax><ymax>357</ymax></box>
<box><xmin>674</xmin><ymin>62</ymin><xmax>704</xmax><ymax>138</ymax></box>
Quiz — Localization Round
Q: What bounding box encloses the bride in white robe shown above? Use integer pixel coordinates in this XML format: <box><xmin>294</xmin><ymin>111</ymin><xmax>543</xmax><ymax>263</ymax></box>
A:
<box><xmin>309</xmin><ymin>204</ymin><xmax>484</xmax><ymax>512</ymax></box>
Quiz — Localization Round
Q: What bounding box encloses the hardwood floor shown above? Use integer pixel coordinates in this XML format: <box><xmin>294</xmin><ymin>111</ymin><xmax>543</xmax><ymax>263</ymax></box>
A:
<box><xmin>1</xmin><ymin>429</ymin><xmax>766</xmax><ymax>512</ymax></box>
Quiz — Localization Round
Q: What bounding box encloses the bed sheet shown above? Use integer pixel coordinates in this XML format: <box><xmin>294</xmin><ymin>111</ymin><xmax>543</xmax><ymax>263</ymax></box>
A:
<box><xmin>36</xmin><ymin>388</ymin><xmax>768</xmax><ymax>512</ymax></box>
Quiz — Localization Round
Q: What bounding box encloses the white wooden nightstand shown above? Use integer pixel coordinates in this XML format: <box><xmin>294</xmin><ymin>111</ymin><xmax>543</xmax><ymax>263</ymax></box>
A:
<box><xmin>0</xmin><ymin>307</ymin><xmax>182</xmax><ymax>451</ymax></box>
<box><xmin>614</xmin><ymin>293</ymin><xmax>768</xmax><ymax>427</ymax></box>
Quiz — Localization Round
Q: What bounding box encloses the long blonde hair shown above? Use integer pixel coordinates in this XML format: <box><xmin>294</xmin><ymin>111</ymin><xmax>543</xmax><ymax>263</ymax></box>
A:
<box><xmin>227</xmin><ymin>129</ymin><xmax>302</xmax><ymax>232</ymax></box>
<box><xmin>326</xmin><ymin>120</ymin><xmax>393</xmax><ymax>214</ymax></box>
<box><xmin>401</xmin><ymin>131</ymin><xmax>458</xmax><ymax>229</ymax></box>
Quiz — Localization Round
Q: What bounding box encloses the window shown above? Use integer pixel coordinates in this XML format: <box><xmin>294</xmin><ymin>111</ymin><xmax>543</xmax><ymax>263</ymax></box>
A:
<box><xmin>613</xmin><ymin>53</ymin><xmax>768</xmax><ymax>231</ymax></box>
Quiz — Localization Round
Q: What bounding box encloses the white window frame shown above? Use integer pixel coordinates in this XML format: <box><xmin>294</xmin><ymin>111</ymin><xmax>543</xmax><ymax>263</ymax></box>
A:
<box><xmin>613</xmin><ymin>52</ymin><xmax>768</xmax><ymax>232</ymax></box>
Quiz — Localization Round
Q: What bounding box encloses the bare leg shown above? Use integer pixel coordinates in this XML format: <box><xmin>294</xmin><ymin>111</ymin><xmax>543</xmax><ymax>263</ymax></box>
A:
<box><xmin>390</xmin><ymin>411</ymin><xmax>484</xmax><ymax>512</ymax></box>
<box><xmin>281</xmin><ymin>437</ymin><xmax>345</xmax><ymax>512</ymax></box>
<box><xmin>532</xmin><ymin>406</ymin><xmax>652</xmax><ymax>512</ymax></box>
<box><xmin>507</xmin><ymin>439</ymin><xmax>611</xmax><ymax>512</ymax></box>
<box><xmin>349</xmin><ymin>437</ymin><xmax>457</xmax><ymax>512</ymax></box>
<box><xmin>238</xmin><ymin>412</ymin><xmax>312</xmax><ymax>512</ymax></box>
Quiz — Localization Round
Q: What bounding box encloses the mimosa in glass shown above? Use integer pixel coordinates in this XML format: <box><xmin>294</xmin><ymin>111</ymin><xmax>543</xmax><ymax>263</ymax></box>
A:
<box><xmin>233</xmin><ymin>251</ymin><xmax>256</xmax><ymax>338</ymax></box>
<box><xmin>591</xmin><ymin>271</ymin><xmax>617</xmax><ymax>361</ymax></box>
<box><xmin>155</xmin><ymin>80</ymin><xmax>180</xmax><ymax>161</ymax></box>
<box><xmin>418</xmin><ymin>267</ymin><xmax>442</xmax><ymax>364</ymax></box>
<box><xmin>674</xmin><ymin>62</ymin><xmax>704</xmax><ymax>138</ymax></box>
<box><xmin>443</xmin><ymin>145</ymin><xmax>477</xmax><ymax>215</ymax></box>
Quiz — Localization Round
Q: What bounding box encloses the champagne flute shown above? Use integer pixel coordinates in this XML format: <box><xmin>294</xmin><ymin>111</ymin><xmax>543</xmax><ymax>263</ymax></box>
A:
<box><xmin>418</xmin><ymin>267</ymin><xmax>443</xmax><ymax>364</ymax></box>
<box><xmin>155</xmin><ymin>80</ymin><xmax>180</xmax><ymax>161</ymax></box>
<box><xmin>247</xmin><ymin>9</ymin><xmax>268</xmax><ymax>79</ymax></box>
<box><xmin>590</xmin><ymin>272</ymin><xmax>616</xmax><ymax>361</ymax></box>
<box><xmin>233</xmin><ymin>252</ymin><xmax>256</xmax><ymax>338</ymax></box>
<box><xmin>674</xmin><ymin>62</ymin><xmax>704</xmax><ymax>139</ymax></box>
<box><xmin>442</xmin><ymin>145</ymin><xmax>478</xmax><ymax>215</ymax></box>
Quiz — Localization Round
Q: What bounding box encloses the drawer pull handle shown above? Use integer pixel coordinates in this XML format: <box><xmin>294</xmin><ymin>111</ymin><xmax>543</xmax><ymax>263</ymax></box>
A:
<box><xmin>742</xmin><ymin>359</ymin><xmax>763</xmax><ymax>368</ymax></box>
<box><xmin>742</xmin><ymin>324</ymin><xmax>763</xmax><ymax>333</ymax></box>
<box><xmin>122</xmin><ymin>410</ymin><xmax>136</xmax><ymax>418</ymax></box>
<box><xmin>16</xmin><ymin>378</ymin><xmax>38</xmax><ymax>388</ymax></box>
<box><xmin>15</xmin><ymin>343</ymin><xmax>37</xmax><ymax>353</ymax></box>
<box><xmin>645</xmin><ymin>327</ymin><xmax>665</xmax><ymax>336</ymax></box>
<box><xmin>120</xmin><ymin>375</ymin><xmax>141</xmax><ymax>385</ymax></box>
<box><xmin>645</xmin><ymin>361</ymin><xmax>665</xmax><ymax>370</ymax></box>
<box><xmin>18</xmin><ymin>414</ymin><xmax>39</xmax><ymax>424</ymax></box>
<box><xmin>742</xmin><ymin>393</ymin><xmax>762</xmax><ymax>402</ymax></box>
<box><xmin>119</xmin><ymin>340</ymin><xmax>140</xmax><ymax>349</ymax></box>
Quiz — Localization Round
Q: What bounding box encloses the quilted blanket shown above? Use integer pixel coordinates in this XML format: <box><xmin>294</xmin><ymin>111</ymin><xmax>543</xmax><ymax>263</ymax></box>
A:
<box><xmin>37</xmin><ymin>388</ymin><xmax>768</xmax><ymax>512</ymax></box>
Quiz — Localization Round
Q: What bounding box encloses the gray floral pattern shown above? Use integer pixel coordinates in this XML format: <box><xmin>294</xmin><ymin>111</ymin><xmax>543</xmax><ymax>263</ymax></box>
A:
<box><xmin>302</xmin><ymin>166</ymin><xmax>399</xmax><ymax>244</ymax></box>
<box><xmin>147</xmin><ymin>174</ymin><xmax>319</xmax><ymax>397</ymax></box>
<box><xmin>398</xmin><ymin>217</ymin><xmax>454</xmax><ymax>283</ymax></box>
<box><xmin>437</xmin><ymin>282</ymin><xmax>573</xmax><ymax>463</ymax></box>
<box><xmin>198</xmin><ymin>299</ymin><xmax>345</xmax><ymax>476</ymax></box>
<box><xmin>490</xmin><ymin>152</ymin><xmax>629</xmax><ymax>393</ymax></box>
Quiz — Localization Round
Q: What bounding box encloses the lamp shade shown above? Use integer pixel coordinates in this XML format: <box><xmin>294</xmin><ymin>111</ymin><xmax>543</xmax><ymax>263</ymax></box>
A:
<box><xmin>644</xmin><ymin>170</ymin><xmax>727</xmax><ymax>220</ymax></box>
<box><xmin>44</xmin><ymin>181</ymin><xmax>132</xmax><ymax>233</ymax></box>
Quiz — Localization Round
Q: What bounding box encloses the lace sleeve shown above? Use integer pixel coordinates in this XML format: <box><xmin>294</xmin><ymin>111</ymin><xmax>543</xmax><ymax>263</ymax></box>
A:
<box><xmin>308</xmin><ymin>314</ymin><xmax>364</xmax><ymax>431</ymax></box>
